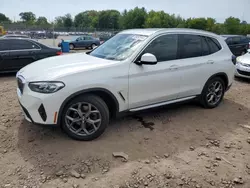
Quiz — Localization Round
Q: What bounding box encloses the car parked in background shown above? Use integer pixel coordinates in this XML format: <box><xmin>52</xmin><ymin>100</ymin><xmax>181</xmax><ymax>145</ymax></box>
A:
<box><xmin>235</xmin><ymin>49</ymin><xmax>250</xmax><ymax>79</ymax></box>
<box><xmin>1</xmin><ymin>34</ymin><xmax>30</xmax><ymax>39</ymax></box>
<box><xmin>16</xmin><ymin>28</ymin><xmax>235</xmax><ymax>141</ymax></box>
<box><xmin>0</xmin><ymin>38</ymin><xmax>62</xmax><ymax>72</ymax></box>
<box><xmin>58</xmin><ymin>35</ymin><xmax>100</xmax><ymax>50</ymax></box>
<box><xmin>222</xmin><ymin>35</ymin><xmax>249</xmax><ymax>56</ymax></box>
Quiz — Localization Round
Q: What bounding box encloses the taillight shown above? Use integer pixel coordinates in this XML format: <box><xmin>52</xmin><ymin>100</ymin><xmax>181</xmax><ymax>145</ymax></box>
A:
<box><xmin>56</xmin><ymin>51</ymin><xmax>62</xmax><ymax>55</ymax></box>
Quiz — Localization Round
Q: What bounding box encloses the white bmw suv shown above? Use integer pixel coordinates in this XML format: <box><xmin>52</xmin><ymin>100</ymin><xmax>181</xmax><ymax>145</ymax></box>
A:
<box><xmin>16</xmin><ymin>28</ymin><xmax>235</xmax><ymax>141</ymax></box>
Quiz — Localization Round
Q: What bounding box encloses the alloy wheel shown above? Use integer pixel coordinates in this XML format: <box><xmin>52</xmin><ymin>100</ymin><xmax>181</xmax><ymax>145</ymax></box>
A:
<box><xmin>65</xmin><ymin>102</ymin><xmax>102</xmax><ymax>136</ymax></box>
<box><xmin>206</xmin><ymin>81</ymin><xmax>223</xmax><ymax>106</ymax></box>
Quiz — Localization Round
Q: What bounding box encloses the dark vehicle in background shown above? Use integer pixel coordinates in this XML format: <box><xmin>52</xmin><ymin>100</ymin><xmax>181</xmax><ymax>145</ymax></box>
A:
<box><xmin>58</xmin><ymin>35</ymin><xmax>100</xmax><ymax>50</ymax></box>
<box><xmin>222</xmin><ymin>35</ymin><xmax>249</xmax><ymax>56</ymax></box>
<box><xmin>1</xmin><ymin>34</ymin><xmax>30</xmax><ymax>39</ymax></box>
<box><xmin>29</xmin><ymin>31</ymin><xmax>59</xmax><ymax>39</ymax></box>
<box><xmin>0</xmin><ymin>38</ymin><xmax>62</xmax><ymax>72</ymax></box>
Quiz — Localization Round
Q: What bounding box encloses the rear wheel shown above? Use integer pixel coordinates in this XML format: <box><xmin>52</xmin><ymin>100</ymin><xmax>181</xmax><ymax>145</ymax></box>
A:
<box><xmin>91</xmin><ymin>43</ymin><xmax>97</xmax><ymax>49</ymax></box>
<box><xmin>200</xmin><ymin>77</ymin><xmax>225</xmax><ymax>108</ymax></box>
<box><xmin>69</xmin><ymin>44</ymin><xmax>74</xmax><ymax>50</ymax></box>
<box><xmin>61</xmin><ymin>95</ymin><xmax>109</xmax><ymax>141</ymax></box>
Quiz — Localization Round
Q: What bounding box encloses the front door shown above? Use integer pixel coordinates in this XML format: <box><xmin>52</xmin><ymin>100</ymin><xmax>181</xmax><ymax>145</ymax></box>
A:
<box><xmin>128</xmin><ymin>34</ymin><xmax>182</xmax><ymax>109</ymax></box>
<box><xmin>7</xmin><ymin>39</ymin><xmax>40</xmax><ymax>70</ymax></box>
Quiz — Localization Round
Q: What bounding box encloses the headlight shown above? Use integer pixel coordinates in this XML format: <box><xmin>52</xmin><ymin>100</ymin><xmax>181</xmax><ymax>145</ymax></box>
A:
<box><xmin>28</xmin><ymin>82</ymin><xmax>65</xmax><ymax>93</ymax></box>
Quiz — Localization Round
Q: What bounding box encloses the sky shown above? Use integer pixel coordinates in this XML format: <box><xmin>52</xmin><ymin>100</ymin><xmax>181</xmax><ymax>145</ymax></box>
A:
<box><xmin>0</xmin><ymin>0</ymin><xmax>250</xmax><ymax>23</ymax></box>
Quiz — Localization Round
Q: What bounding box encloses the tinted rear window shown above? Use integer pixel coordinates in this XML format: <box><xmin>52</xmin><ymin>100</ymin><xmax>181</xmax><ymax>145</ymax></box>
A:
<box><xmin>179</xmin><ymin>34</ymin><xmax>203</xmax><ymax>58</ymax></box>
<box><xmin>232</xmin><ymin>37</ymin><xmax>241</xmax><ymax>45</ymax></box>
<box><xmin>8</xmin><ymin>40</ymin><xmax>40</xmax><ymax>50</ymax></box>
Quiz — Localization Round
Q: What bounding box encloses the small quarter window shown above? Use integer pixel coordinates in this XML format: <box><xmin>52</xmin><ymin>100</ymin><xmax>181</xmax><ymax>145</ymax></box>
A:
<box><xmin>206</xmin><ymin>37</ymin><xmax>221</xmax><ymax>54</ymax></box>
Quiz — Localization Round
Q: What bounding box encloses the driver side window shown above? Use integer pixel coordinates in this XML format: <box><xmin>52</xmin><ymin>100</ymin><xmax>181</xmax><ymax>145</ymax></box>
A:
<box><xmin>143</xmin><ymin>34</ymin><xmax>178</xmax><ymax>62</ymax></box>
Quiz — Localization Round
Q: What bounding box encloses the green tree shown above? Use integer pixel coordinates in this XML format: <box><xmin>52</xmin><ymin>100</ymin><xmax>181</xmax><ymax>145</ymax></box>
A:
<box><xmin>186</xmin><ymin>18</ymin><xmax>207</xmax><ymax>30</ymax></box>
<box><xmin>63</xmin><ymin>14</ymin><xmax>73</xmax><ymax>30</ymax></box>
<box><xmin>206</xmin><ymin>18</ymin><xmax>216</xmax><ymax>32</ymax></box>
<box><xmin>211</xmin><ymin>23</ymin><xmax>226</xmax><ymax>34</ymax></box>
<box><xmin>36</xmin><ymin>16</ymin><xmax>49</xmax><ymax>25</ymax></box>
<box><xmin>0</xmin><ymin>13</ymin><xmax>11</xmax><ymax>23</ymax></box>
<box><xmin>224</xmin><ymin>17</ymin><xmax>241</xmax><ymax>34</ymax></box>
<box><xmin>54</xmin><ymin>16</ymin><xmax>65</xmax><ymax>28</ymax></box>
<box><xmin>74</xmin><ymin>10</ymin><xmax>99</xmax><ymax>29</ymax></box>
<box><xmin>19</xmin><ymin>12</ymin><xmax>36</xmax><ymax>24</ymax></box>
<box><xmin>120</xmin><ymin>7</ymin><xmax>147</xmax><ymax>29</ymax></box>
<box><xmin>144</xmin><ymin>11</ymin><xmax>169</xmax><ymax>28</ymax></box>
<box><xmin>98</xmin><ymin>10</ymin><xmax>120</xmax><ymax>29</ymax></box>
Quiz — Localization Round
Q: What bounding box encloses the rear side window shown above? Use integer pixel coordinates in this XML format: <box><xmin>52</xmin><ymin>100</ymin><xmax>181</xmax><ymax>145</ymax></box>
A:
<box><xmin>226</xmin><ymin>38</ymin><xmax>233</xmax><ymax>45</ymax></box>
<box><xmin>143</xmin><ymin>34</ymin><xmax>178</xmax><ymax>62</ymax></box>
<box><xmin>206</xmin><ymin>37</ymin><xmax>221</xmax><ymax>54</ymax></box>
<box><xmin>179</xmin><ymin>34</ymin><xmax>203</xmax><ymax>58</ymax></box>
<box><xmin>8</xmin><ymin>40</ymin><xmax>40</xmax><ymax>50</ymax></box>
<box><xmin>240</xmin><ymin>36</ymin><xmax>248</xmax><ymax>43</ymax></box>
<box><xmin>0</xmin><ymin>40</ymin><xmax>10</xmax><ymax>51</ymax></box>
<box><xmin>232</xmin><ymin>37</ymin><xmax>241</xmax><ymax>45</ymax></box>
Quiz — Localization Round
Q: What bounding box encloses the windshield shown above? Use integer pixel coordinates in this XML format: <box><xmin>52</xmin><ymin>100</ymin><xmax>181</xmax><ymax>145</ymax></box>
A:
<box><xmin>89</xmin><ymin>34</ymin><xmax>147</xmax><ymax>61</ymax></box>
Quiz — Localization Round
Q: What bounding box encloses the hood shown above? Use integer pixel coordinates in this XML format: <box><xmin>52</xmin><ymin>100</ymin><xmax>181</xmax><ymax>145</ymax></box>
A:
<box><xmin>17</xmin><ymin>53</ymin><xmax>117</xmax><ymax>81</ymax></box>
<box><xmin>237</xmin><ymin>53</ymin><xmax>250</xmax><ymax>65</ymax></box>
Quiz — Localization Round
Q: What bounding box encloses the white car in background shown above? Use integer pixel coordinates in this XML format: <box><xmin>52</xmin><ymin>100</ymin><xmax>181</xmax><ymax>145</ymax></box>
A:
<box><xmin>235</xmin><ymin>50</ymin><xmax>250</xmax><ymax>79</ymax></box>
<box><xmin>16</xmin><ymin>28</ymin><xmax>235</xmax><ymax>141</ymax></box>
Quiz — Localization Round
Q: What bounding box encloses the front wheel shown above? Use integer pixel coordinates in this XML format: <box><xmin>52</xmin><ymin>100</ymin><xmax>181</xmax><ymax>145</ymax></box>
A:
<box><xmin>200</xmin><ymin>77</ymin><xmax>225</xmax><ymax>108</ymax></box>
<box><xmin>61</xmin><ymin>95</ymin><xmax>109</xmax><ymax>141</ymax></box>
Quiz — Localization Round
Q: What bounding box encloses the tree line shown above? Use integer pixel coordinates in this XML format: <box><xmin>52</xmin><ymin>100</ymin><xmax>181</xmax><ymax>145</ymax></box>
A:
<box><xmin>0</xmin><ymin>7</ymin><xmax>250</xmax><ymax>35</ymax></box>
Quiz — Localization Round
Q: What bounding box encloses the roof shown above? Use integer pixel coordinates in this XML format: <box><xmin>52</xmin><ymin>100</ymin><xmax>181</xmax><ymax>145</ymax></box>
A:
<box><xmin>119</xmin><ymin>28</ymin><xmax>220</xmax><ymax>37</ymax></box>
<box><xmin>221</xmin><ymin>35</ymin><xmax>244</xmax><ymax>38</ymax></box>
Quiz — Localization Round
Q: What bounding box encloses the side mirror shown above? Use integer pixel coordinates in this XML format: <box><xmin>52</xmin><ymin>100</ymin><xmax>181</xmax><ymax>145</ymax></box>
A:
<box><xmin>140</xmin><ymin>53</ymin><xmax>157</xmax><ymax>65</ymax></box>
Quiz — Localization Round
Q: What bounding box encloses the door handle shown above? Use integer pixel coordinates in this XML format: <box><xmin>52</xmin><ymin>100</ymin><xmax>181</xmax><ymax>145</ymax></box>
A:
<box><xmin>170</xmin><ymin>64</ymin><xmax>178</xmax><ymax>70</ymax></box>
<box><xmin>206</xmin><ymin>60</ymin><xmax>214</xmax><ymax>64</ymax></box>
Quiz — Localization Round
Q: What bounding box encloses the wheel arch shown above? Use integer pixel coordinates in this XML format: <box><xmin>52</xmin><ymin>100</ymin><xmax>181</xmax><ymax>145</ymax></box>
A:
<box><xmin>57</xmin><ymin>88</ymin><xmax>119</xmax><ymax>126</ymax></box>
<box><xmin>203</xmin><ymin>72</ymin><xmax>229</xmax><ymax>92</ymax></box>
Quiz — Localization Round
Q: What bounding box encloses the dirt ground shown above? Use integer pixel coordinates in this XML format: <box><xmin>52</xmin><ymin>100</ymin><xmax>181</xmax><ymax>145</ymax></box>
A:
<box><xmin>0</xmin><ymin>75</ymin><xmax>250</xmax><ymax>188</ymax></box>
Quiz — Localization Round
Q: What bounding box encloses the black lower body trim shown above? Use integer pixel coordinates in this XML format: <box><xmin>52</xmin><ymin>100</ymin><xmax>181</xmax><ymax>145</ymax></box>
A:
<box><xmin>38</xmin><ymin>104</ymin><xmax>47</xmax><ymax>122</ymax></box>
<box><xmin>19</xmin><ymin>102</ymin><xmax>34</xmax><ymax>123</ymax></box>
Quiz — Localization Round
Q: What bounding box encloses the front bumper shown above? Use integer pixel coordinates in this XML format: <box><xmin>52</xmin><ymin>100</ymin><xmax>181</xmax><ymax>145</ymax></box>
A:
<box><xmin>16</xmin><ymin>81</ymin><xmax>63</xmax><ymax>125</ymax></box>
<box><xmin>235</xmin><ymin>63</ymin><xmax>250</xmax><ymax>79</ymax></box>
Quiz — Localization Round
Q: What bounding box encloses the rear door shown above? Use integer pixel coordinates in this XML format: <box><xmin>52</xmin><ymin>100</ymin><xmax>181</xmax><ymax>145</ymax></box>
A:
<box><xmin>176</xmin><ymin>34</ymin><xmax>221</xmax><ymax>98</ymax></box>
<box><xmin>0</xmin><ymin>40</ymin><xmax>10</xmax><ymax>71</ymax></box>
<box><xmin>84</xmin><ymin>36</ymin><xmax>93</xmax><ymax>47</ymax></box>
<box><xmin>8</xmin><ymin>39</ymin><xmax>40</xmax><ymax>70</ymax></box>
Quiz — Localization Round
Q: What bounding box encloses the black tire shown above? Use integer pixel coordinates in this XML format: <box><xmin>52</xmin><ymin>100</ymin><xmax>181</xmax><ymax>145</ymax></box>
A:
<box><xmin>69</xmin><ymin>44</ymin><xmax>75</xmax><ymax>50</ymax></box>
<box><xmin>61</xmin><ymin>95</ymin><xmax>109</xmax><ymax>141</ymax></box>
<box><xmin>200</xmin><ymin>77</ymin><xmax>225</xmax><ymax>109</ymax></box>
